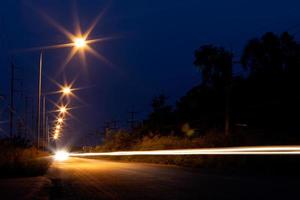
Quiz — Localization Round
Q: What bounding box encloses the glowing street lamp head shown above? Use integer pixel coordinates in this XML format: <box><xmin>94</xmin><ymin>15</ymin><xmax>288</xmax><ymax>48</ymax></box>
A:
<box><xmin>57</xmin><ymin>117</ymin><xmax>64</xmax><ymax>123</ymax></box>
<box><xmin>62</xmin><ymin>86</ymin><xmax>72</xmax><ymax>95</ymax></box>
<box><xmin>53</xmin><ymin>134</ymin><xmax>59</xmax><ymax>140</ymax></box>
<box><xmin>34</xmin><ymin>10</ymin><xmax>113</xmax><ymax>68</ymax></box>
<box><xmin>59</xmin><ymin>106</ymin><xmax>67</xmax><ymax>114</ymax></box>
<box><xmin>74</xmin><ymin>37</ymin><xmax>86</xmax><ymax>48</ymax></box>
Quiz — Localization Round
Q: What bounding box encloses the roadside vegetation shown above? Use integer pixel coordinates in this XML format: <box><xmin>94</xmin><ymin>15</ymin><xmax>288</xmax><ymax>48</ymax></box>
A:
<box><xmin>87</xmin><ymin>131</ymin><xmax>299</xmax><ymax>175</ymax></box>
<box><xmin>86</xmin><ymin>31</ymin><xmax>300</xmax><ymax>174</ymax></box>
<box><xmin>0</xmin><ymin>137</ymin><xmax>51</xmax><ymax>178</ymax></box>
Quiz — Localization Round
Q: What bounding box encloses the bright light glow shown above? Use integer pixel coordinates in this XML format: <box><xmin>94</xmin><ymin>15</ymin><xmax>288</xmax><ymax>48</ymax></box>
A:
<box><xmin>53</xmin><ymin>134</ymin><xmax>59</xmax><ymax>140</ymax></box>
<box><xmin>57</xmin><ymin>118</ymin><xmax>63</xmax><ymax>123</ymax></box>
<box><xmin>69</xmin><ymin>146</ymin><xmax>300</xmax><ymax>157</ymax></box>
<box><xmin>74</xmin><ymin>37</ymin><xmax>86</xmax><ymax>48</ymax></box>
<box><xmin>54</xmin><ymin>150</ymin><xmax>69</xmax><ymax>161</ymax></box>
<box><xmin>56</xmin><ymin>125</ymin><xmax>61</xmax><ymax>129</ymax></box>
<box><xmin>62</xmin><ymin>86</ymin><xmax>72</xmax><ymax>95</ymax></box>
<box><xmin>32</xmin><ymin>8</ymin><xmax>113</xmax><ymax>67</ymax></box>
<box><xmin>59</xmin><ymin>106</ymin><xmax>67</xmax><ymax>114</ymax></box>
<box><xmin>55</xmin><ymin>129</ymin><xmax>59</xmax><ymax>134</ymax></box>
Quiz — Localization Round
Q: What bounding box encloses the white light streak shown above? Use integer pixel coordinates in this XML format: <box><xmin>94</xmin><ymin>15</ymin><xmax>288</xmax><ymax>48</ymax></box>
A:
<box><xmin>69</xmin><ymin>146</ymin><xmax>300</xmax><ymax>157</ymax></box>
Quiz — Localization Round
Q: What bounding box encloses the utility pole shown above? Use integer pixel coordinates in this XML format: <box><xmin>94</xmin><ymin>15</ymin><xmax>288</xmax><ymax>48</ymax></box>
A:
<box><xmin>24</xmin><ymin>96</ymin><xmax>29</xmax><ymax>137</ymax></box>
<box><xmin>9</xmin><ymin>62</ymin><xmax>15</xmax><ymax>138</ymax></box>
<box><xmin>128</xmin><ymin>110</ymin><xmax>138</xmax><ymax>130</ymax></box>
<box><xmin>224</xmin><ymin>58</ymin><xmax>236</xmax><ymax>136</ymax></box>
<box><xmin>0</xmin><ymin>94</ymin><xmax>4</xmax><ymax>132</ymax></box>
<box><xmin>102</xmin><ymin>121</ymin><xmax>111</xmax><ymax>131</ymax></box>
<box><xmin>110</xmin><ymin>119</ymin><xmax>119</xmax><ymax>130</ymax></box>
<box><xmin>36</xmin><ymin>51</ymin><xmax>43</xmax><ymax>148</ymax></box>
<box><xmin>19</xmin><ymin>73</ymin><xmax>25</xmax><ymax>138</ymax></box>
<box><xmin>31</xmin><ymin>97</ymin><xmax>35</xmax><ymax>140</ymax></box>
<box><xmin>46</xmin><ymin>115</ymin><xmax>49</xmax><ymax>148</ymax></box>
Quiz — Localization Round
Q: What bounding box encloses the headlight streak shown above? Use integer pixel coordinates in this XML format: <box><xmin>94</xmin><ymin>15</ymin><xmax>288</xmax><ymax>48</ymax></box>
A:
<box><xmin>68</xmin><ymin>146</ymin><xmax>300</xmax><ymax>157</ymax></box>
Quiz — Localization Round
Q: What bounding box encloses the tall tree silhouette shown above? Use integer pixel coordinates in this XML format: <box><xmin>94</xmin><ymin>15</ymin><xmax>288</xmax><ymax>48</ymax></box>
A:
<box><xmin>241</xmin><ymin>32</ymin><xmax>300</xmax><ymax>78</ymax></box>
<box><xmin>194</xmin><ymin>45</ymin><xmax>233</xmax><ymax>87</ymax></box>
<box><xmin>239</xmin><ymin>32</ymin><xmax>300</xmax><ymax>131</ymax></box>
<box><xmin>194</xmin><ymin>45</ymin><xmax>233</xmax><ymax>135</ymax></box>
<box><xmin>145</xmin><ymin>94</ymin><xmax>174</xmax><ymax>134</ymax></box>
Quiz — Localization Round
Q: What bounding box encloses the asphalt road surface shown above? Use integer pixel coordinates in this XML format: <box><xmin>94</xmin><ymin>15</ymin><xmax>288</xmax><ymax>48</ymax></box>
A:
<box><xmin>46</xmin><ymin>157</ymin><xmax>298</xmax><ymax>200</ymax></box>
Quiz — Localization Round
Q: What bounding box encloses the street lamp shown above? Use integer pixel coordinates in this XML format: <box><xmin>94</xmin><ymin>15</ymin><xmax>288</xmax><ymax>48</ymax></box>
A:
<box><xmin>57</xmin><ymin>117</ymin><xmax>64</xmax><ymax>123</ymax></box>
<box><xmin>35</xmin><ymin>35</ymin><xmax>82</xmax><ymax>148</ymax></box>
<box><xmin>34</xmin><ymin>12</ymin><xmax>108</xmax><ymax>147</ymax></box>
<box><xmin>59</xmin><ymin>106</ymin><xmax>67</xmax><ymax>114</ymax></box>
<box><xmin>53</xmin><ymin>134</ymin><xmax>59</xmax><ymax>140</ymax></box>
<box><xmin>74</xmin><ymin>37</ymin><xmax>86</xmax><ymax>48</ymax></box>
<box><xmin>62</xmin><ymin>86</ymin><xmax>72</xmax><ymax>95</ymax></box>
<box><xmin>41</xmin><ymin>86</ymin><xmax>70</xmax><ymax>149</ymax></box>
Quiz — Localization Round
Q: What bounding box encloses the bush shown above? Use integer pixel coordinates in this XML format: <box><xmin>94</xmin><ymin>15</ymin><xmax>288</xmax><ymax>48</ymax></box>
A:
<box><xmin>94</xmin><ymin>130</ymin><xmax>138</xmax><ymax>152</ymax></box>
<box><xmin>92</xmin><ymin>131</ymin><xmax>236</xmax><ymax>167</ymax></box>
<box><xmin>0</xmin><ymin>139</ymin><xmax>51</xmax><ymax>178</ymax></box>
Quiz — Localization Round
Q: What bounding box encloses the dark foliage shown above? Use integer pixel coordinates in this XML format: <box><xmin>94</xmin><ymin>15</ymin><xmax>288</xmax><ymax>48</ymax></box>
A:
<box><xmin>0</xmin><ymin>138</ymin><xmax>51</xmax><ymax>178</ymax></box>
<box><xmin>137</xmin><ymin>32</ymin><xmax>300</xmax><ymax>143</ymax></box>
<box><xmin>95</xmin><ymin>32</ymin><xmax>300</xmax><ymax>172</ymax></box>
<box><xmin>142</xmin><ymin>94</ymin><xmax>175</xmax><ymax>134</ymax></box>
<box><xmin>194</xmin><ymin>45</ymin><xmax>233</xmax><ymax>88</ymax></box>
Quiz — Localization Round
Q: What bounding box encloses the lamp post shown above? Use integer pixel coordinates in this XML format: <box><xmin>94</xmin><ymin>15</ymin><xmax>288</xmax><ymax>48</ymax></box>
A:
<box><xmin>36</xmin><ymin>51</ymin><xmax>43</xmax><ymax>148</ymax></box>
<box><xmin>36</xmin><ymin>36</ymin><xmax>86</xmax><ymax>148</ymax></box>
<box><xmin>40</xmin><ymin>87</ymin><xmax>72</xmax><ymax>149</ymax></box>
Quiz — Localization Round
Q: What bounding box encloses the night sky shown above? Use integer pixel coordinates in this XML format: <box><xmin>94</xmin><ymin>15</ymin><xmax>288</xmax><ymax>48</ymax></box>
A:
<box><xmin>1</xmin><ymin>0</ymin><xmax>300</xmax><ymax>145</ymax></box>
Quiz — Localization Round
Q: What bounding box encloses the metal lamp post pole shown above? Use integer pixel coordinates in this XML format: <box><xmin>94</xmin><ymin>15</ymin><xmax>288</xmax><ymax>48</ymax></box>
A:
<box><xmin>42</xmin><ymin>95</ymin><xmax>46</xmax><ymax>149</ymax></box>
<box><xmin>46</xmin><ymin>115</ymin><xmax>49</xmax><ymax>148</ymax></box>
<box><xmin>36</xmin><ymin>51</ymin><xmax>43</xmax><ymax>148</ymax></box>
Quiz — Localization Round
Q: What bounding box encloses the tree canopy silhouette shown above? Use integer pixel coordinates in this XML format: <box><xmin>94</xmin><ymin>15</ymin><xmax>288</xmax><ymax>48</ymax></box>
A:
<box><xmin>139</xmin><ymin>32</ymin><xmax>300</xmax><ymax>141</ymax></box>
<box><xmin>194</xmin><ymin>45</ymin><xmax>233</xmax><ymax>88</ymax></box>
<box><xmin>241</xmin><ymin>32</ymin><xmax>300</xmax><ymax>78</ymax></box>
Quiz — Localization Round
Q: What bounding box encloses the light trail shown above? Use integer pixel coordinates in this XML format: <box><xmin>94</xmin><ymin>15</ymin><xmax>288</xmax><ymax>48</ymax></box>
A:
<box><xmin>68</xmin><ymin>146</ymin><xmax>300</xmax><ymax>157</ymax></box>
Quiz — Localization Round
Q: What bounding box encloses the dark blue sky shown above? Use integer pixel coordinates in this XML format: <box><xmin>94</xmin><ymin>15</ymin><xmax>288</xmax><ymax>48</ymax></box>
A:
<box><xmin>1</xmin><ymin>0</ymin><xmax>300</xmax><ymax>145</ymax></box>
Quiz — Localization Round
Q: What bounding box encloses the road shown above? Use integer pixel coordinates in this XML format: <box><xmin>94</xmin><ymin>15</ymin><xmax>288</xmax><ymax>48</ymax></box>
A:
<box><xmin>47</xmin><ymin>157</ymin><xmax>298</xmax><ymax>200</ymax></box>
<box><xmin>0</xmin><ymin>176</ymin><xmax>50</xmax><ymax>199</ymax></box>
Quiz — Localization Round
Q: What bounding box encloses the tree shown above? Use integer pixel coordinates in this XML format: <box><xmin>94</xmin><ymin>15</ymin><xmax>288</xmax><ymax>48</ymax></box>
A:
<box><xmin>241</xmin><ymin>32</ymin><xmax>300</xmax><ymax>78</ymax></box>
<box><xmin>144</xmin><ymin>94</ymin><xmax>174</xmax><ymax>134</ymax></box>
<box><xmin>239</xmin><ymin>32</ymin><xmax>300</xmax><ymax>132</ymax></box>
<box><xmin>194</xmin><ymin>45</ymin><xmax>233</xmax><ymax>135</ymax></box>
<box><xmin>194</xmin><ymin>45</ymin><xmax>233</xmax><ymax>88</ymax></box>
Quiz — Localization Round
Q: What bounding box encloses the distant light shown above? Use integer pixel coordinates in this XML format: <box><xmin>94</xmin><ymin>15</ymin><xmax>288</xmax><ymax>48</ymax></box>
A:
<box><xmin>59</xmin><ymin>106</ymin><xmax>67</xmax><ymax>114</ymax></box>
<box><xmin>54</xmin><ymin>129</ymin><xmax>59</xmax><ymax>134</ymax></box>
<box><xmin>53</xmin><ymin>134</ymin><xmax>59</xmax><ymax>140</ymax></box>
<box><xmin>54</xmin><ymin>150</ymin><xmax>69</xmax><ymax>161</ymax></box>
<box><xmin>57</xmin><ymin>118</ymin><xmax>63</xmax><ymax>123</ymax></box>
<box><xmin>56</xmin><ymin>124</ymin><xmax>61</xmax><ymax>129</ymax></box>
<box><xmin>74</xmin><ymin>37</ymin><xmax>86</xmax><ymax>48</ymax></box>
